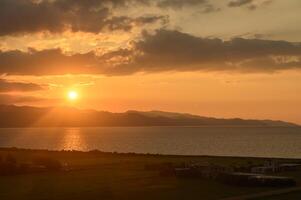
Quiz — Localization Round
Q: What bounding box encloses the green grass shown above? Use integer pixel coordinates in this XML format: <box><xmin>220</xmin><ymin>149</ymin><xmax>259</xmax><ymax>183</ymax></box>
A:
<box><xmin>0</xmin><ymin>148</ymin><xmax>300</xmax><ymax>200</ymax></box>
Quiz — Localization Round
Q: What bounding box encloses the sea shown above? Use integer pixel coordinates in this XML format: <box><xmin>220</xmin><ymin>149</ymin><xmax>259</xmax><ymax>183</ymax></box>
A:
<box><xmin>0</xmin><ymin>126</ymin><xmax>301</xmax><ymax>158</ymax></box>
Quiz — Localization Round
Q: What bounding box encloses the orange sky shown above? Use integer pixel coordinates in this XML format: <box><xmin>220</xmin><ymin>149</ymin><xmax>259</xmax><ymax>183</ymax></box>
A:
<box><xmin>4</xmin><ymin>70</ymin><xmax>300</xmax><ymax>124</ymax></box>
<box><xmin>0</xmin><ymin>0</ymin><xmax>300</xmax><ymax>124</ymax></box>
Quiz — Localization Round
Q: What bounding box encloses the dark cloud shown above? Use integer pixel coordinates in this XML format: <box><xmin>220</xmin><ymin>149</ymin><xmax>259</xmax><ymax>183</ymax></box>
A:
<box><xmin>0</xmin><ymin>79</ymin><xmax>43</xmax><ymax>92</ymax></box>
<box><xmin>0</xmin><ymin>0</ymin><xmax>215</xmax><ymax>36</ymax></box>
<box><xmin>228</xmin><ymin>0</ymin><xmax>253</xmax><ymax>7</ymax></box>
<box><xmin>0</xmin><ymin>29</ymin><xmax>300</xmax><ymax>75</ymax></box>
<box><xmin>0</xmin><ymin>94</ymin><xmax>44</xmax><ymax>104</ymax></box>
<box><xmin>228</xmin><ymin>0</ymin><xmax>275</xmax><ymax>10</ymax></box>
<box><xmin>155</xmin><ymin>0</ymin><xmax>220</xmax><ymax>14</ymax></box>
<box><xmin>0</xmin><ymin>0</ymin><xmax>168</xmax><ymax>36</ymax></box>
<box><xmin>0</xmin><ymin>48</ymin><xmax>100</xmax><ymax>75</ymax></box>
<box><xmin>135</xmin><ymin>15</ymin><xmax>169</xmax><ymax>26</ymax></box>
<box><xmin>103</xmin><ymin>29</ymin><xmax>301</xmax><ymax>74</ymax></box>
<box><xmin>201</xmin><ymin>4</ymin><xmax>221</xmax><ymax>13</ymax></box>
<box><xmin>156</xmin><ymin>0</ymin><xmax>207</xmax><ymax>9</ymax></box>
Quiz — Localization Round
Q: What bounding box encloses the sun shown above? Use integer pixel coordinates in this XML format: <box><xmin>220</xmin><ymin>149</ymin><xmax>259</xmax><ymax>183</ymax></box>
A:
<box><xmin>67</xmin><ymin>91</ymin><xmax>78</xmax><ymax>101</ymax></box>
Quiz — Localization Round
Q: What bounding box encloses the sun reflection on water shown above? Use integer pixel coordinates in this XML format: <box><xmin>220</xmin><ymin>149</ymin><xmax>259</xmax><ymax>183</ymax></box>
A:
<box><xmin>61</xmin><ymin>128</ymin><xmax>86</xmax><ymax>151</ymax></box>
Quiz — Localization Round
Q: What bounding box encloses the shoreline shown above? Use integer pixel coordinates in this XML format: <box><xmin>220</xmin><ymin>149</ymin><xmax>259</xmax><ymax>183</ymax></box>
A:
<box><xmin>1</xmin><ymin>147</ymin><xmax>301</xmax><ymax>161</ymax></box>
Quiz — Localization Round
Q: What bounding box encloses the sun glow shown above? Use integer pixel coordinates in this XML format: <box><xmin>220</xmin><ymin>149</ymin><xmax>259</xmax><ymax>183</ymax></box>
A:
<box><xmin>68</xmin><ymin>91</ymin><xmax>78</xmax><ymax>101</ymax></box>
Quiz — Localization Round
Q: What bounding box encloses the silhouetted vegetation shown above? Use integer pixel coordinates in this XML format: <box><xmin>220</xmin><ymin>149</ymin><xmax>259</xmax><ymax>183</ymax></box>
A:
<box><xmin>0</xmin><ymin>153</ymin><xmax>63</xmax><ymax>176</ymax></box>
<box><xmin>0</xmin><ymin>154</ymin><xmax>18</xmax><ymax>175</ymax></box>
<box><xmin>1</xmin><ymin>148</ymin><xmax>301</xmax><ymax>200</ymax></box>
<box><xmin>33</xmin><ymin>156</ymin><xmax>62</xmax><ymax>171</ymax></box>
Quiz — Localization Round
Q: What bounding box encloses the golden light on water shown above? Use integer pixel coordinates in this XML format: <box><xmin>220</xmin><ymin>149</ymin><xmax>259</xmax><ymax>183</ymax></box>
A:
<box><xmin>61</xmin><ymin>128</ymin><xmax>86</xmax><ymax>151</ymax></box>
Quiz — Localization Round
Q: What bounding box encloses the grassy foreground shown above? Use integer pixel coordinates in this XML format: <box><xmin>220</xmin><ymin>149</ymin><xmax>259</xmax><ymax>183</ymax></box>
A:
<box><xmin>1</xmin><ymin>148</ymin><xmax>301</xmax><ymax>200</ymax></box>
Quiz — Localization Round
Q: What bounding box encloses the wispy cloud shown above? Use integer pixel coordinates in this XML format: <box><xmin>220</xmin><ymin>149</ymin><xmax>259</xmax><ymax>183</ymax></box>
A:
<box><xmin>228</xmin><ymin>0</ymin><xmax>275</xmax><ymax>10</ymax></box>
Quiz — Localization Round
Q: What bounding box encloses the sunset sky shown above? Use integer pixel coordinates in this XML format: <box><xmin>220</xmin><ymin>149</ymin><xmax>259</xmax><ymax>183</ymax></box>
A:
<box><xmin>0</xmin><ymin>0</ymin><xmax>300</xmax><ymax>124</ymax></box>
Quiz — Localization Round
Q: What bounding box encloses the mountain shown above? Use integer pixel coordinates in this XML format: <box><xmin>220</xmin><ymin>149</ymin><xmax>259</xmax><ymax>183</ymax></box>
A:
<box><xmin>0</xmin><ymin>104</ymin><xmax>298</xmax><ymax>128</ymax></box>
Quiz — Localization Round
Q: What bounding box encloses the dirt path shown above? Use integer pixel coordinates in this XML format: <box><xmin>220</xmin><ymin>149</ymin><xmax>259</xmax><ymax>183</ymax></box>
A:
<box><xmin>221</xmin><ymin>186</ymin><xmax>301</xmax><ymax>200</ymax></box>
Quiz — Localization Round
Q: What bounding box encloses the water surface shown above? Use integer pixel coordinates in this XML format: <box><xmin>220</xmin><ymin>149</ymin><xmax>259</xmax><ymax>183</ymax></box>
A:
<box><xmin>0</xmin><ymin>127</ymin><xmax>301</xmax><ymax>158</ymax></box>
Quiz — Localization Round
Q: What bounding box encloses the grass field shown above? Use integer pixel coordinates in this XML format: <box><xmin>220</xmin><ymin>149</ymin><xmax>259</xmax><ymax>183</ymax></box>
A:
<box><xmin>1</xmin><ymin>148</ymin><xmax>301</xmax><ymax>200</ymax></box>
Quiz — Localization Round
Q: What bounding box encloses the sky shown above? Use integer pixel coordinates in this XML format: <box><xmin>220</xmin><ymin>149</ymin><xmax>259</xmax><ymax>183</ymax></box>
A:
<box><xmin>0</xmin><ymin>0</ymin><xmax>300</xmax><ymax>124</ymax></box>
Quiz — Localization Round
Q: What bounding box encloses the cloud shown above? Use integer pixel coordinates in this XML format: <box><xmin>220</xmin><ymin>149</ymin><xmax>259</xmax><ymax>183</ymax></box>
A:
<box><xmin>0</xmin><ymin>29</ymin><xmax>300</xmax><ymax>75</ymax></box>
<box><xmin>103</xmin><ymin>29</ymin><xmax>301</xmax><ymax>74</ymax></box>
<box><xmin>201</xmin><ymin>4</ymin><xmax>221</xmax><ymax>13</ymax></box>
<box><xmin>0</xmin><ymin>79</ymin><xmax>43</xmax><ymax>92</ymax></box>
<box><xmin>0</xmin><ymin>0</ymin><xmax>217</xmax><ymax>36</ymax></box>
<box><xmin>155</xmin><ymin>0</ymin><xmax>220</xmax><ymax>14</ymax></box>
<box><xmin>0</xmin><ymin>94</ymin><xmax>44</xmax><ymax>104</ymax></box>
<box><xmin>0</xmin><ymin>48</ymin><xmax>100</xmax><ymax>75</ymax></box>
<box><xmin>156</xmin><ymin>0</ymin><xmax>207</xmax><ymax>9</ymax></box>
<box><xmin>0</xmin><ymin>0</ymin><xmax>168</xmax><ymax>36</ymax></box>
<box><xmin>228</xmin><ymin>0</ymin><xmax>253</xmax><ymax>7</ymax></box>
<box><xmin>227</xmin><ymin>0</ymin><xmax>275</xmax><ymax>10</ymax></box>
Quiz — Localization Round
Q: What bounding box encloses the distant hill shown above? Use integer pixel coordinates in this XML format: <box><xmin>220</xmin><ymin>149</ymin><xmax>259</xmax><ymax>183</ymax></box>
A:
<box><xmin>0</xmin><ymin>104</ymin><xmax>298</xmax><ymax>128</ymax></box>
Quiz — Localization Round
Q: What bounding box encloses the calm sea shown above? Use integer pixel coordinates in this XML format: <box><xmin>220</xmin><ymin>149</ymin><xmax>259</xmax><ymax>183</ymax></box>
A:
<box><xmin>0</xmin><ymin>127</ymin><xmax>301</xmax><ymax>158</ymax></box>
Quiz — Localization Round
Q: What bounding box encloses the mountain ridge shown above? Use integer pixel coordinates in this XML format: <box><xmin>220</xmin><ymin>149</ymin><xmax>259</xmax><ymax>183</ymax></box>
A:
<box><xmin>0</xmin><ymin>104</ymin><xmax>299</xmax><ymax>128</ymax></box>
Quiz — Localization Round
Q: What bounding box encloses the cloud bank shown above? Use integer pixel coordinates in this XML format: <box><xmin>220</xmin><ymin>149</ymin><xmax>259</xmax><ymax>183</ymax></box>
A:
<box><xmin>0</xmin><ymin>79</ymin><xmax>43</xmax><ymax>92</ymax></box>
<box><xmin>0</xmin><ymin>0</ymin><xmax>217</xmax><ymax>36</ymax></box>
<box><xmin>0</xmin><ymin>0</ymin><xmax>170</xmax><ymax>36</ymax></box>
<box><xmin>0</xmin><ymin>29</ymin><xmax>300</xmax><ymax>75</ymax></box>
<box><xmin>0</xmin><ymin>94</ymin><xmax>46</xmax><ymax>105</ymax></box>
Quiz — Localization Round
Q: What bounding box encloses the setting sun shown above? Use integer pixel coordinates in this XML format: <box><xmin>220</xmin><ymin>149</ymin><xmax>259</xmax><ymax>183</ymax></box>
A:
<box><xmin>68</xmin><ymin>91</ymin><xmax>78</xmax><ymax>101</ymax></box>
